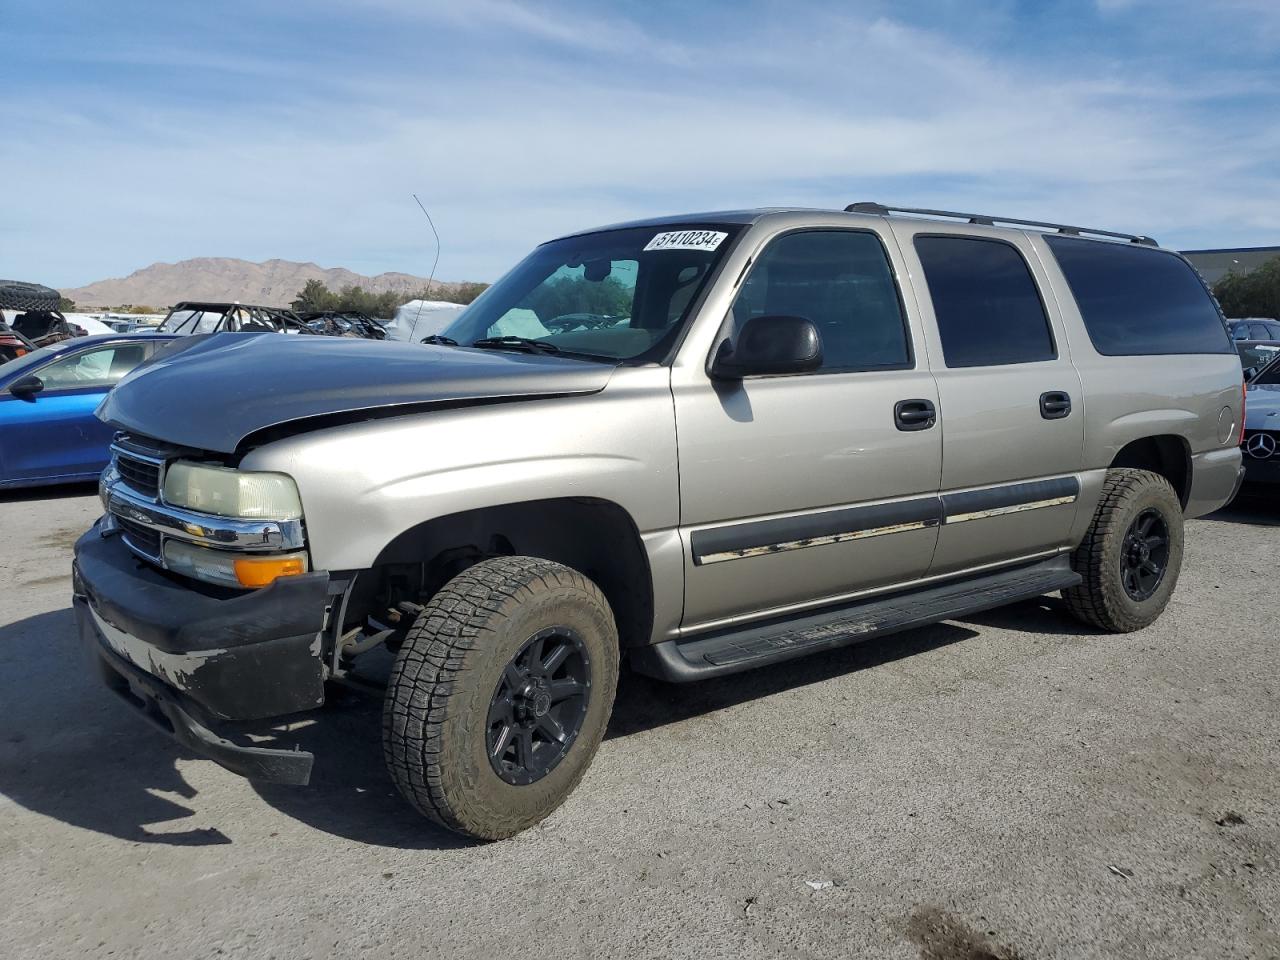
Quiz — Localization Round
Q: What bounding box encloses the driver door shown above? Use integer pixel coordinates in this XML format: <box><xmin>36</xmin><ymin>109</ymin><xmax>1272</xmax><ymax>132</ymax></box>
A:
<box><xmin>673</xmin><ymin>227</ymin><xmax>943</xmax><ymax>632</ymax></box>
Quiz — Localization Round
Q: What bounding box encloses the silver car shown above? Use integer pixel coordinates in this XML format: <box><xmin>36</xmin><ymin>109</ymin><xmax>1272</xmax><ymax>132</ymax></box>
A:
<box><xmin>74</xmin><ymin>203</ymin><xmax>1245</xmax><ymax>839</ymax></box>
<box><xmin>1241</xmin><ymin>352</ymin><xmax>1280</xmax><ymax>483</ymax></box>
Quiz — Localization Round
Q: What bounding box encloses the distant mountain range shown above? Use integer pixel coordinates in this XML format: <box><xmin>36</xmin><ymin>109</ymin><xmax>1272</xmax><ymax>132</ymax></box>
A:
<box><xmin>61</xmin><ymin>257</ymin><xmax>473</xmax><ymax>310</ymax></box>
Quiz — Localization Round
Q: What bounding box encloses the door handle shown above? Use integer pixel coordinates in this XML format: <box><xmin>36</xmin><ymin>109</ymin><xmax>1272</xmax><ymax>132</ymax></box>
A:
<box><xmin>1040</xmin><ymin>391</ymin><xmax>1072</xmax><ymax>420</ymax></box>
<box><xmin>894</xmin><ymin>398</ymin><xmax>936</xmax><ymax>431</ymax></box>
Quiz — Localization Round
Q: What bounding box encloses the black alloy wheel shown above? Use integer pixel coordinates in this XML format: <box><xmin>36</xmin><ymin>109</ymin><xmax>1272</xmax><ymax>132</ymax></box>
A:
<box><xmin>1064</xmin><ymin>468</ymin><xmax>1184</xmax><ymax>633</ymax></box>
<box><xmin>1119</xmin><ymin>507</ymin><xmax>1170</xmax><ymax>601</ymax></box>
<box><xmin>383</xmin><ymin>556</ymin><xmax>619</xmax><ymax>839</ymax></box>
<box><xmin>487</xmin><ymin>627</ymin><xmax>591</xmax><ymax>786</ymax></box>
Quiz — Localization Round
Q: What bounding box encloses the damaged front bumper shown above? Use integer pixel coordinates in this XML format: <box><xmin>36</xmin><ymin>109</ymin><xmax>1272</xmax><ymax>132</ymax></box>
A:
<box><xmin>73</xmin><ymin>525</ymin><xmax>334</xmax><ymax>785</ymax></box>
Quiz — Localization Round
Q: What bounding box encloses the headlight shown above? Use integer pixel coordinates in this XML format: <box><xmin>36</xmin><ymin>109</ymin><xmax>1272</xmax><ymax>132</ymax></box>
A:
<box><xmin>163</xmin><ymin>462</ymin><xmax>303</xmax><ymax>519</ymax></box>
<box><xmin>163</xmin><ymin>540</ymin><xmax>309</xmax><ymax>589</ymax></box>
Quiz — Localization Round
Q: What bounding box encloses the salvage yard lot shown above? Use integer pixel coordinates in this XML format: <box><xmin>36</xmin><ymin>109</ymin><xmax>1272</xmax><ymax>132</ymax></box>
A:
<box><xmin>1</xmin><ymin>487</ymin><xmax>1277</xmax><ymax>960</ymax></box>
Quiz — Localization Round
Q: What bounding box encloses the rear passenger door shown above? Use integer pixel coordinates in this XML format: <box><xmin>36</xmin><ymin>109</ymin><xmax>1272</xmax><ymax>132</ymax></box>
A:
<box><xmin>891</xmin><ymin>226</ymin><xmax>1085</xmax><ymax>575</ymax></box>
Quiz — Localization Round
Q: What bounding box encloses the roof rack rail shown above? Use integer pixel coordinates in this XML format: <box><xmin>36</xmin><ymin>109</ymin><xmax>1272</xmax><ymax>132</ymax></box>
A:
<box><xmin>844</xmin><ymin>202</ymin><xmax>1158</xmax><ymax>247</ymax></box>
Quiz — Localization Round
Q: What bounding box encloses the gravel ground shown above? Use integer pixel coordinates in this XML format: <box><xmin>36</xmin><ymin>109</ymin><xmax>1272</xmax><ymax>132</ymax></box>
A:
<box><xmin>1</xmin><ymin>484</ymin><xmax>1277</xmax><ymax>960</ymax></box>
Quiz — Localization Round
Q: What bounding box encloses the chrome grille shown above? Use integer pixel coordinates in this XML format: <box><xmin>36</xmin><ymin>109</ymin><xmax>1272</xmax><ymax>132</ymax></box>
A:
<box><xmin>1243</xmin><ymin>430</ymin><xmax>1280</xmax><ymax>461</ymax></box>
<box><xmin>115</xmin><ymin>454</ymin><xmax>161</xmax><ymax>498</ymax></box>
<box><xmin>117</xmin><ymin>515</ymin><xmax>163</xmax><ymax>561</ymax></box>
<box><xmin>102</xmin><ymin>435</ymin><xmax>307</xmax><ymax>574</ymax></box>
<box><xmin>109</xmin><ymin>435</ymin><xmax>171</xmax><ymax>564</ymax></box>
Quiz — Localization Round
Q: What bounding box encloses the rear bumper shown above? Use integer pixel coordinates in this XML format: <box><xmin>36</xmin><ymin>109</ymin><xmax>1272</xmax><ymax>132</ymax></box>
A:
<box><xmin>1185</xmin><ymin>447</ymin><xmax>1245</xmax><ymax>518</ymax></box>
<box><xmin>73</xmin><ymin>523</ymin><xmax>334</xmax><ymax>784</ymax></box>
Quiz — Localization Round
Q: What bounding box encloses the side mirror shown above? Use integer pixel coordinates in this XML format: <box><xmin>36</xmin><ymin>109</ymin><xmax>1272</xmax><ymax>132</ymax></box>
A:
<box><xmin>9</xmin><ymin>375</ymin><xmax>44</xmax><ymax>399</ymax></box>
<box><xmin>711</xmin><ymin>315</ymin><xmax>823</xmax><ymax>379</ymax></box>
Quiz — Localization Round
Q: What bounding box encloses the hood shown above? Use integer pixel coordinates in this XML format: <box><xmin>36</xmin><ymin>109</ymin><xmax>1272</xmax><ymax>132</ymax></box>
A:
<box><xmin>98</xmin><ymin>332</ymin><xmax>615</xmax><ymax>453</ymax></box>
<box><xmin>1246</xmin><ymin>380</ymin><xmax>1280</xmax><ymax>430</ymax></box>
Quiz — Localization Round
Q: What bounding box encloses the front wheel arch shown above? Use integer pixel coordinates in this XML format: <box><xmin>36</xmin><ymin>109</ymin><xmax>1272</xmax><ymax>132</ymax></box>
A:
<box><xmin>362</xmin><ymin>497</ymin><xmax>655</xmax><ymax>650</ymax></box>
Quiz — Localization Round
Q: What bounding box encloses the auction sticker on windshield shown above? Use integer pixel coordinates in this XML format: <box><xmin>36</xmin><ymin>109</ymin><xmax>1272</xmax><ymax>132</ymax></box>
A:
<box><xmin>643</xmin><ymin>230</ymin><xmax>728</xmax><ymax>253</ymax></box>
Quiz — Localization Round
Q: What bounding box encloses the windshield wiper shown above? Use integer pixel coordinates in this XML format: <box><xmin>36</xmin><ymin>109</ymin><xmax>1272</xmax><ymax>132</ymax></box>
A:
<box><xmin>421</xmin><ymin>334</ymin><xmax>458</xmax><ymax>346</ymax></box>
<box><xmin>471</xmin><ymin>336</ymin><xmax>561</xmax><ymax>355</ymax></box>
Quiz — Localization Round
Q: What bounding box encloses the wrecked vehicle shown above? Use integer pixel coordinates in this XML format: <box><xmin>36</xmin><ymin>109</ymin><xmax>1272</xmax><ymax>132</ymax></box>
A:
<box><xmin>296</xmin><ymin>310</ymin><xmax>389</xmax><ymax>339</ymax></box>
<box><xmin>158</xmin><ymin>302</ymin><xmax>388</xmax><ymax>339</ymax></box>
<box><xmin>75</xmin><ymin>205</ymin><xmax>1244</xmax><ymax>840</ymax></box>
<box><xmin>0</xmin><ymin>319</ymin><xmax>36</xmax><ymax>364</ymax></box>
<box><xmin>157</xmin><ymin>301</ymin><xmax>313</xmax><ymax>336</ymax></box>
<box><xmin>0</xmin><ymin>280</ymin><xmax>80</xmax><ymax>348</ymax></box>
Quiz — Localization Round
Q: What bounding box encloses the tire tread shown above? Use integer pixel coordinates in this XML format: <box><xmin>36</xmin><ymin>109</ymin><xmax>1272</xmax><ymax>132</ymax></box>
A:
<box><xmin>1063</xmin><ymin>467</ymin><xmax>1182</xmax><ymax>632</ymax></box>
<box><xmin>382</xmin><ymin>556</ymin><xmax>616</xmax><ymax>839</ymax></box>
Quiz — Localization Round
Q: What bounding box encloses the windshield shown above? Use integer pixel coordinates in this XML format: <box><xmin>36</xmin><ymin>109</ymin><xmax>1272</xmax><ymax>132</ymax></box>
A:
<box><xmin>1239</xmin><ymin>342</ymin><xmax>1280</xmax><ymax>374</ymax></box>
<box><xmin>441</xmin><ymin>224</ymin><xmax>742</xmax><ymax>362</ymax></box>
<box><xmin>1253</xmin><ymin>352</ymin><xmax>1280</xmax><ymax>384</ymax></box>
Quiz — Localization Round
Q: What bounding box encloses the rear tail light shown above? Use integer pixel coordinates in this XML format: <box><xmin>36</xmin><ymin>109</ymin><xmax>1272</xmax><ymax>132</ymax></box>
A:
<box><xmin>1240</xmin><ymin>379</ymin><xmax>1248</xmax><ymax>446</ymax></box>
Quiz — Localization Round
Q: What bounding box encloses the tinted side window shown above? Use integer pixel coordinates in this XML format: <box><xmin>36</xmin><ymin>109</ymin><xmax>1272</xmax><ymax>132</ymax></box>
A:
<box><xmin>37</xmin><ymin>344</ymin><xmax>148</xmax><ymax>389</ymax></box>
<box><xmin>731</xmin><ymin>230</ymin><xmax>910</xmax><ymax>372</ymax></box>
<box><xmin>1230</xmin><ymin>322</ymin><xmax>1250</xmax><ymax>341</ymax></box>
<box><xmin>914</xmin><ymin>236</ymin><xmax>1055</xmax><ymax>367</ymax></box>
<box><xmin>1044</xmin><ymin>236</ymin><xmax>1233</xmax><ymax>356</ymax></box>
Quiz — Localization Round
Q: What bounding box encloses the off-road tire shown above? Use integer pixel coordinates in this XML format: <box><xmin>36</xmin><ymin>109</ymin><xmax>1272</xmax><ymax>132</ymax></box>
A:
<box><xmin>382</xmin><ymin>556</ymin><xmax>619</xmax><ymax>840</ymax></box>
<box><xmin>1063</xmin><ymin>468</ymin><xmax>1184</xmax><ymax>632</ymax></box>
<box><xmin>0</xmin><ymin>280</ymin><xmax>61</xmax><ymax>312</ymax></box>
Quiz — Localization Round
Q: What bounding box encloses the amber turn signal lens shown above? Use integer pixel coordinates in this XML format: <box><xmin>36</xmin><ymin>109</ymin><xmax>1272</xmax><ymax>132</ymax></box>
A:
<box><xmin>233</xmin><ymin>555</ymin><xmax>307</xmax><ymax>588</ymax></box>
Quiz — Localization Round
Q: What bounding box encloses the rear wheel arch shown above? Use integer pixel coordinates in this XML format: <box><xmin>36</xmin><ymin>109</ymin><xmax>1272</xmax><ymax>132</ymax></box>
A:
<box><xmin>1109</xmin><ymin>435</ymin><xmax>1192</xmax><ymax>509</ymax></box>
<box><xmin>364</xmin><ymin>497</ymin><xmax>655</xmax><ymax>649</ymax></box>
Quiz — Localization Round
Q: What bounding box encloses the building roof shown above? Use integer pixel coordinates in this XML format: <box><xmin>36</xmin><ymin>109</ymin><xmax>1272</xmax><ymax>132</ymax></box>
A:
<box><xmin>1181</xmin><ymin>246</ymin><xmax>1280</xmax><ymax>285</ymax></box>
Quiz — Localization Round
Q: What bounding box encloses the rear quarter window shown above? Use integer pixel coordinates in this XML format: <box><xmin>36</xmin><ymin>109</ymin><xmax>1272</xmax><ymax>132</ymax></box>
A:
<box><xmin>1044</xmin><ymin>236</ymin><xmax>1233</xmax><ymax>356</ymax></box>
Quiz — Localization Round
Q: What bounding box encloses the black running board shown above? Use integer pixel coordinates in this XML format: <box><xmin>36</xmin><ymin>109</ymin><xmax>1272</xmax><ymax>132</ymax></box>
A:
<box><xmin>631</xmin><ymin>555</ymin><xmax>1080</xmax><ymax>683</ymax></box>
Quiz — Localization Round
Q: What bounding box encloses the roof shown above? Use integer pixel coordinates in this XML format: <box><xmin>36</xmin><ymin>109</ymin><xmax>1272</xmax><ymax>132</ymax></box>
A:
<box><xmin>2</xmin><ymin>332</ymin><xmax>175</xmax><ymax>363</ymax></box>
<box><xmin>49</xmin><ymin>332</ymin><xmax>178</xmax><ymax>349</ymax></box>
<box><xmin>555</xmin><ymin>205</ymin><xmax>1161</xmax><ymax>248</ymax></box>
<box><xmin>1181</xmin><ymin>246</ymin><xmax>1280</xmax><ymax>285</ymax></box>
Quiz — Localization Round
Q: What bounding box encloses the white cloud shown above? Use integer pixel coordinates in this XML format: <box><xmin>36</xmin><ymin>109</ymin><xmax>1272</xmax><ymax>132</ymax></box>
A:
<box><xmin>3</xmin><ymin>1</ymin><xmax>1277</xmax><ymax>286</ymax></box>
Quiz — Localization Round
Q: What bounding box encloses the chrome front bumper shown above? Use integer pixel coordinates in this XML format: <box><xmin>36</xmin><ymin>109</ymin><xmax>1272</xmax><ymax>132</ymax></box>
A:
<box><xmin>104</xmin><ymin>479</ymin><xmax>305</xmax><ymax>553</ymax></box>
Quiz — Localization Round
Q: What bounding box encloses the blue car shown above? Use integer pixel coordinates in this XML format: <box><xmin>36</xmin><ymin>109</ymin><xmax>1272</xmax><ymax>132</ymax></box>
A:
<box><xmin>0</xmin><ymin>333</ymin><xmax>177</xmax><ymax>489</ymax></box>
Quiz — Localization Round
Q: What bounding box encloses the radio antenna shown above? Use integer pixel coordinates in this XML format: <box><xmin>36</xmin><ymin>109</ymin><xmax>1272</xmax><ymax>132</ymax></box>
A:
<box><xmin>410</xmin><ymin>193</ymin><xmax>442</xmax><ymax>343</ymax></box>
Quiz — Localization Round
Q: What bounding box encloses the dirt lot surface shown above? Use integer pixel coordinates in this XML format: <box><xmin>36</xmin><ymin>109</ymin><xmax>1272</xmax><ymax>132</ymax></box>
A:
<box><xmin>1</xmin><ymin>484</ymin><xmax>1277</xmax><ymax>960</ymax></box>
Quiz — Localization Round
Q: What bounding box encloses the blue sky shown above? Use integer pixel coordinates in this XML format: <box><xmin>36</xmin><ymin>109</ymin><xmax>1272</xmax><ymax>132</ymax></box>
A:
<box><xmin>2</xmin><ymin>0</ymin><xmax>1278</xmax><ymax>287</ymax></box>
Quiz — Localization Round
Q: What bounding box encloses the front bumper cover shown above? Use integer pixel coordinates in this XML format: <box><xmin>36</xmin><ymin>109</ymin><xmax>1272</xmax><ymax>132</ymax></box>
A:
<box><xmin>85</xmin><ymin>627</ymin><xmax>315</xmax><ymax>785</ymax></box>
<box><xmin>1242</xmin><ymin>456</ymin><xmax>1280</xmax><ymax>485</ymax></box>
<box><xmin>73</xmin><ymin>524</ymin><xmax>333</xmax><ymax>784</ymax></box>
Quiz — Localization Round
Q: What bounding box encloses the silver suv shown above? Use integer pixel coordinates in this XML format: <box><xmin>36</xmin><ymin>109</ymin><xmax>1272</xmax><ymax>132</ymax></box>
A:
<box><xmin>74</xmin><ymin>204</ymin><xmax>1245</xmax><ymax>840</ymax></box>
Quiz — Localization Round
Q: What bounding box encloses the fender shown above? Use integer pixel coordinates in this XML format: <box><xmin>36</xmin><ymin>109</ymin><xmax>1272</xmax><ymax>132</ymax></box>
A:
<box><xmin>239</xmin><ymin>366</ymin><xmax>681</xmax><ymax>574</ymax></box>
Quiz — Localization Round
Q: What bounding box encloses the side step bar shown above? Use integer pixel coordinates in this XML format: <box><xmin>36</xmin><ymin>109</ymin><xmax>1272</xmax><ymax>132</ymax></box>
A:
<box><xmin>632</xmin><ymin>555</ymin><xmax>1081</xmax><ymax>683</ymax></box>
